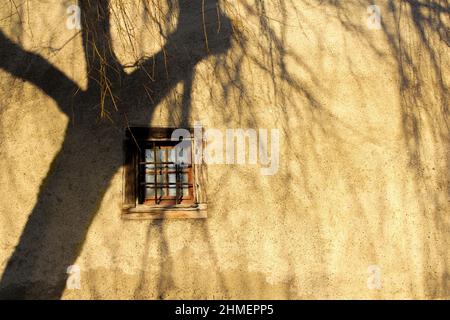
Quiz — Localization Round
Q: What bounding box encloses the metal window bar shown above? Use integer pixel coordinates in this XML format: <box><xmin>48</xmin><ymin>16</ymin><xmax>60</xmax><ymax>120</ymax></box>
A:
<box><xmin>153</xmin><ymin>142</ymin><xmax>157</xmax><ymax>204</ymax></box>
<box><xmin>175</xmin><ymin>149</ymin><xmax>180</xmax><ymax>203</ymax></box>
<box><xmin>165</xmin><ymin>150</ymin><xmax>169</xmax><ymax>199</ymax></box>
<box><xmin>145</xmin><ymin>169</ymin><xmax>190</xmax><ymax>174</ymax></box>
<box><xmin>176</xmin><ymin>163</ymin><xmax>180</xmax><ymax>204</ymax></box>
<box><xmin>140</xmin><ymin>184</ymin><xmax>192</xmax><ymax>186</ymax></box>
<box><xmin>141</xmin><ymin>143</ymin><xmax>192</xmax><ymax>205</ymax></box>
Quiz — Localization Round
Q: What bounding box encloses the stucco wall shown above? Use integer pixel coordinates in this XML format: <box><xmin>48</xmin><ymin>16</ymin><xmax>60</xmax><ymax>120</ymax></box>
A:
<box><xmin>0</xmin><ymin>0</ymin><xmax>449</xmax><ymax>299</ymax></box>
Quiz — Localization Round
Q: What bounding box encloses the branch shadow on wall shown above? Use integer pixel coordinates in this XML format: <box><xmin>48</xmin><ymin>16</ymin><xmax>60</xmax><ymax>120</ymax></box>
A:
<box><xmin>0</xmin><ymin>0</ymin><xmax>448</xmax><ymax>300</ymax></box>
<box><xmin>0</xmin><ymin>0</ymin><xmax>231</xmax><ymax>299</ymax></box>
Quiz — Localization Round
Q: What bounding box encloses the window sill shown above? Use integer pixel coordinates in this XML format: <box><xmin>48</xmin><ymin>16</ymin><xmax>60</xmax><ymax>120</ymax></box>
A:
<box><xmin>121</xmin><ymin>203</ymin><xmax>207</xmax><ymax>220</ymax></box>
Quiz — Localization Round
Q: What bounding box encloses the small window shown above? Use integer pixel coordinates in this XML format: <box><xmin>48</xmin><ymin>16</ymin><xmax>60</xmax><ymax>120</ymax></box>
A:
<box><xmin>122</xmin><ymin>127</ymin><xmax>207</xmax><ymax>220</ymax></box>
<box><xmin>139</xmin><ymin>141</ymin><xmax>193</xmax><ymax>205</ymax></box>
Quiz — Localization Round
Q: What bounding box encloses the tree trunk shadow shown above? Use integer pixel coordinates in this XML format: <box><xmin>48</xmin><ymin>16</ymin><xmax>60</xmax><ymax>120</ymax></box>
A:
<box><xmin>0</xmin><ymin>0</ymin><xmax>231</xmax><ymax>299</ymax></box>
<box><xmin>0</xmin><ymin>123</ymin><xmax>123</xmax><ymax>299</ymax></box>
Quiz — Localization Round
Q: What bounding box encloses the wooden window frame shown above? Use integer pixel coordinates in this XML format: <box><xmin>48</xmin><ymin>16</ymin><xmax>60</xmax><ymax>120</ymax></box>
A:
<box><xmin>122</xmin><ymin>127</ymin><xmax>207</xmax><ymax>220</ymax></box>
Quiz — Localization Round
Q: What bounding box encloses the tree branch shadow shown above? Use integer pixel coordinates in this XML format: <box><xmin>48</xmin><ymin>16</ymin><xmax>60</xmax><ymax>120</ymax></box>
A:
<box><xmin>0</xmin><ymin>0</ymin><xmax>231</xmax><ymax>299</ymax></box>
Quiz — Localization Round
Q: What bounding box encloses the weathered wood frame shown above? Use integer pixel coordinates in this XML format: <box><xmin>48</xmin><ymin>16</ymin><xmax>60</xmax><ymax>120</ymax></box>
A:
<box><xmin>122</xmin><ymin>127</ymin><xmax>207</xmax><ymax>220</ymax></box>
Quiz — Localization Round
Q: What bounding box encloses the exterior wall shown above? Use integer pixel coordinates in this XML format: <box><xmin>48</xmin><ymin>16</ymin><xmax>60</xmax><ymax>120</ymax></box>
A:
<box><xmin>0</xmin><ymin>0</ymin><xmax>449</xmax><ymax>299</ymax></box>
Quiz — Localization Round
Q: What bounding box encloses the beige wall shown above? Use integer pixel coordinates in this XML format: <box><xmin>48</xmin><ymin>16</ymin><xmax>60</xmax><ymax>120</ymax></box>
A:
<box><xmin>0</xmin><ymin>0</ymin><xmax>449</xmax><ymax>299</ymax></box>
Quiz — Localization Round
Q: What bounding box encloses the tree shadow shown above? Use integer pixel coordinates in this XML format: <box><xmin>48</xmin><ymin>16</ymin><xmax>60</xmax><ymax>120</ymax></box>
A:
<box><xmin>1</xmin><ymin>0</ymin><xmax>448</xmax><ymax>300</ymax></box>
<box><xmin>0</xmin><ymin>0</ymin><xmax>231</xmax><ymax>299</ymax></box>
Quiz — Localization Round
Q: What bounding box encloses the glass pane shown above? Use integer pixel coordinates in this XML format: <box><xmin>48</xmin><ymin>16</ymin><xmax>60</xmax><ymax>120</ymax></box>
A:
<box><xmin>145</xmin><ymin>149</ymin><xmax>154</xmax><ymax>169</ymax></box>
<box><xmin>156</xmin><ymin>174</ymin><xmax>166</xmax><ymax>196</ymax></box>
<box><xmin>145</xmin><ymin>187</ymin><xmax>155</xmax><ymax>198</ymax></box>
<box><xmin>181</xmin><ymin>173</ymin><xmax>189</xmax><ymax>196</ymax></box>
<box><xmin>168</xmin><ymin>173</ymin><xmax>177</xmax><ymax>196</ymax></box>
<box><xmin>157</xmin><ymin>187</ymin><xmax>165</xmax><ymax>197</ymax></box>
<box><xmin>148</xmin><ymin>188</ymin><xmax>166</xmax><ymax>199</ymax></box>
<box><xmin>146</xmin><ymin>148</ymin><xmax>166</xmax><ymax>165</ymax></box>
<box><xmin>167</xmin><ymin>148</ymin><xmax>176</xmax><ymax>169</ymax></box>
<box><xmin>156</xmin><ymin>173</ymin><xmax>166</xmax><ymax>183</ymax></box>
<box><xmin>145</xmin><ymin>173</ymin><xmax>155</xmax><ymax>184</ymax></box>
<box><xmin>145</xmin><ymin>148</ymin><xmax>156</xmax><ymax>200</ymax></box>
<box><xmin>178</xmin><ymin>147</ymin><xmax>186</xmax><ymax>165</ymax></box>
<box><xmin>157</xmin><ymin>148</ymin><xmax>166</xmax><ymax>163</ymax></box>
<box><xmin>169</xmin><ymin>145</ymin><xmax>192</xmax><ymax>166</ymax></box>
<box><xmin>145</xmin><ymin>188</ymin><xmax>167</xmax><ymax>200</ymax></box>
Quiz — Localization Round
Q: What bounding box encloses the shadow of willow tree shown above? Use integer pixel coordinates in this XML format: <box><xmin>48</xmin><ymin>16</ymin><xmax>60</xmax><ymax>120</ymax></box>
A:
<box><xmin>170</xmin><ymin>0</ymin><xmax>450</xmax><ymax>299</ymax></box>
<box><xmin>87</xmin><ymin>0</ymin><xmax>448</xmax><ymax>299</ymax></box>
<box><xmin>323</xmin><ymin>0</ymin><xmax>449</xmax><ymax>297</ymax></box>
<box><xmin>0</xmin><ymin>0</ymin><xmax>232</xmax><ymax>299</ymax></box>
<box><xmin>389</xmin><ymin>0</ymin><xmax>449</xmax><ymax>297</ymax></box>
<box><xmin>0</xmin><ymin>0</ymin><xmax>448</xmax><ymax>299</ymax></box>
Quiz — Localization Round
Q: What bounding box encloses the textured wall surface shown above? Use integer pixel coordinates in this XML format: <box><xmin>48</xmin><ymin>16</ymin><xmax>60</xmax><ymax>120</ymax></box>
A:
<box><xmin>0</xmin><ymin>0</ymin><xmax>449</xmax><ymax>299</ymax></box>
